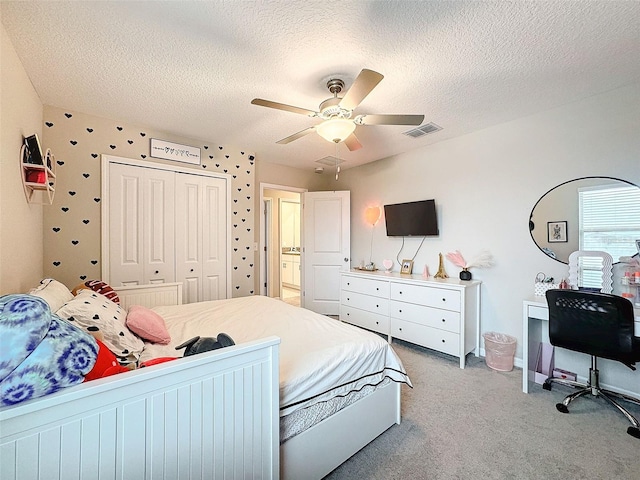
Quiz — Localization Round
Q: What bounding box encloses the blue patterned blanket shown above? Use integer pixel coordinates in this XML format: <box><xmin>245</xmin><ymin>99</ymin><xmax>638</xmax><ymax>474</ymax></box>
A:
<box><xmin>0</xmin><ymin>294</ymin><xmax>98</xmax><ymax>406</ymax></box>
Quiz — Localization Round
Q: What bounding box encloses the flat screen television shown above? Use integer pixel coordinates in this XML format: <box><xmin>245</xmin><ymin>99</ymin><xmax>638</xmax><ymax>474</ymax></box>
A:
<box><xmin>384</xmin><ymin>199</ymin><xmax>439</xmax><ymax>236</ymax></box>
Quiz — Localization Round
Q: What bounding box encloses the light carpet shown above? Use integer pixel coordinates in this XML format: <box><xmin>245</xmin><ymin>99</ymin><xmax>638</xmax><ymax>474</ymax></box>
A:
<box><xmin>325</xmin><ymin>340</ymin><xmax>640</xmax><ymax>480</ymax></box>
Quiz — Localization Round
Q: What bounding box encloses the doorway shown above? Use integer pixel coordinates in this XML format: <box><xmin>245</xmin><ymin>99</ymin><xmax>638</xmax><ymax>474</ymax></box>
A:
<box><xmin>260</xmin><ymin>184</ymin><xmax>305</xmax><ymax>307</ymax></box>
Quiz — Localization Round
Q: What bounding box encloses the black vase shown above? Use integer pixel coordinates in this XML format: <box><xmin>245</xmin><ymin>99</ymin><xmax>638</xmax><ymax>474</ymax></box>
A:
<box><xmin>459</xmin><ymin>268</ymin><xmax>472</xmax><ymax>281</ymax></box>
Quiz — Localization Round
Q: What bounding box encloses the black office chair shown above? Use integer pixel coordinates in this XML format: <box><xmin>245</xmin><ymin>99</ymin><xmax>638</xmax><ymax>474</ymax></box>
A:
<box><xmin>543</xmin><ymin>289</ymin><xmax>640</xmax><ymax>438</ymax></box>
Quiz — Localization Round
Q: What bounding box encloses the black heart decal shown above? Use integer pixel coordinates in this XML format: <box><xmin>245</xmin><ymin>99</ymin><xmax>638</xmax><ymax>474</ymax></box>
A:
<box><xmin>140</xmin><ymin>132</ymin><xmax>146</xmax><ymax>137</ymax></box>
<box><xmin>83</xmin><ymin>173</ymin><xmax>90</xmax><ymax>178</ymax></box>
<box><xmin>127</xmin><ymin>140</ymin><xmax>133</xmax><ymax>144</ymax></box>
<box><xmin>119</xmin><ymin>331</ymin><xmax>125</xmax><ymax>336</ymax></box>
<box><xmin>86</xmin><ymin>128</ymin><xmax>93</xmax><ymax>133</ymax></box>
<box><xmin>80</xmin><ymin>275</ymin><xmax>87</xmax><ymax>280</ymax></box>
<box><xmin>246</xmin><ymin>196</ymin><xmax>251</xmax><ymax>200</ymax></box>
<box><xmin>246</xmin><ymin>170</ymin><xmax>250</xmax><ymax>174</ymax></box>
<box><xmin>209</xmin><ymin>155</ymin><xmax>213</xmax><ymax>159</ymax></box>
<box><xmin>223</xmin><ymin>169</ymin><xmax>228</xmax><ymax>173</ymax></box>
<box><xmin>250</xmin><ymin>290</ymin><xmax>254</xmax><ymax>294</ymax></box>
<box><xmin>94</xmin><ymin>198</ymin><xmax>101</xmax><ymax>202</ymax></box>
<box><xmin>233</xmin><ymin>212</ymin><xmax>238</xmax><ymax>215</ymax></box>
<box><xmin>82</xmin><ymin>219</ymin><xmax>90</xmax><ymax>224</ymax></box>
<box><xmin>234</xmin><ymin>266</ymin><xmax>238</xmax><ymax>270</ymax></box>
<box><xmin>218</xmin><ymin>146</ymin><xmax>223</xmax><ymax>150</ymax></box>
<box><xmin>45</xmin><ymin>122</ymin><xmax>54</xmax><ymax>127</ymax></box>
<box><xmin>141</xmin><ymin>154</ymin><xmax>147</xmax><ymax>159</ymax></box>
<box><xmin>93</xmin><ymin>314</ymin><xmax>100</xmax><ymax>320</ymax></box>
<box><xmin>61</xmin><ymin>207</ymin><xmax>69</xmax><ymax>212</ymax></box>
<box><xmin>236</xmin><ymin>286</ymin><xmax>240</xmax><ymax>290</ymax></box>
<box><xmin>249</xmin><ymin>155</ymin><xmax>255</xmax><ymax>161</ymax></box>
<box><xmin>245</xmin><ymin>246</ymin><xmax>250</xmax><ymax>249</ymax></box>
<box><xmin>247</xmin><ymin>228</ymin><xmax>251</xmax><ymax>232</ymax></box>
<box><xmin>65</xmin><ymin>113</ymin><xmax>72</xmax><ymax>118</ymax></box>
<box><xmin>68</xmin><ymin>191</ymin><xmax>76</xmax><ymax>196</ymax></box>
<box><xmin>91</xmin><ymin>260</ymin><xmax>98</xmax><ymax>265</ymax></box>
<box><xmin>69</xmin><ymin>317</ymin><xmax>76</xmax><ymax>322</ymax></box>
<box><xmin>233</xmin><ymin>199</ymin><xmax>238</xmax><ymax>203</ymax></box>
<box><xmin>241</xmin><ymin>151</ymin><xmax>245</xmax><ymax>155</ymax></box>
<box><xmin>250</xmin><ymin>263</ymin><xmax>254</xmax><ymax>267</ymax></box>
<box><xmin>234</xmin><ymin>237</ymin><xmax>239</xmax><ymax>241</ymax></box>
<box><xmin>225</xmin><ymin>155</ymin><xmax>229</xmax><ymax>159</ymax></box>
<box><xmin>91</xmin><ymin>153</ymin><xmax>98</xmax><ymax>158</ymax></box>
<box><xmin>204</xmin><ymin>145</ymin><xmax>209</xmax><ymax>149</ymax></box>
<box><xmin>53</xmin><ymin>261</ymin><xmax>61</xmax><ymax>266</ymax></box>
<box><xmin>235</xmin><ymin>164</ymin><xmax>239</xmax><ymax>168</ymax></box>
<box><xmin>233</xmin><ymin>224</ymin><xmax>238</xmax><ymax>228</ymax></box>
<box><xmin>215</xmin><ymin>163</ymin><xmax>220</xmax><ymax>167</ymax></box>
<box><xmin>71</xmin><ymin>240</ymin><xmax>79</xmax><ymax>245</ymax></box>
<box><xmin>246</xmin><ymin>184</ymin><xmax>250</xmax><ymax>187</ymax></box>
<box><xmin>52</xmin><ymin>227</ymin><xmax>60</xmax><ymax>232</ymax></box>
<box><xmin>234</xmin><ymin>248</ymin><xmax>238</xmax><ymax>252</ymax></box>
<box><xmin>110</xmin><ymin>145</ymin><xmax>116</xmax><ymax>149</ymax></box>
<box><xmin>237</xmin><ymin>188</ymin><xmax>242</xmax><ymax>192</ymax></box>
<box><xmin>247</xmin><ymin>275</ymin><xmax>251</xmax><ymax>278</ymax></box>
<box><xmin>202</xmin><ymin>165</ymin><xmax>207</xmax><ymax>168</ymax></box>
<box><xmin>241</xmin><ymin>219</ymin><xmax>246</xmax><ymax>222</ymax></box>
<box><xmin>116</xmin><ymin>126</ymin><xmax>123</xmax><ymax>131</ymax></box>
<box><xmin>70</xmin><ymin>140</ymin><xmax>77</xmax><ymax>145</ymax></box>
<box><xmin>232</xmin><ymin>175</ymin><xmax>237</xmax><ymax>179</ymax></box>
<box><xmin>247</xmin><ymin>208</ymin><xmax>251</xmax><ymax>212</ymax></box>
<box><xmin>57</xmin><ymin>160</ymin><xmax>65</xmax><ymax>166</ymax></box>
<box><xmin>242</xmin><ymin>256</ymin><xmax>246</xmax><ymax>260</ymax></box>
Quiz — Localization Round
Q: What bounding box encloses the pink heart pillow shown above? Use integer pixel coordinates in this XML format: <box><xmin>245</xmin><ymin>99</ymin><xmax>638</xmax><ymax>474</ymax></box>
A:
<box><xmin>126</xmin><ymin>305</ymin><xmax>171</xmax><ymax>344</ymax></box>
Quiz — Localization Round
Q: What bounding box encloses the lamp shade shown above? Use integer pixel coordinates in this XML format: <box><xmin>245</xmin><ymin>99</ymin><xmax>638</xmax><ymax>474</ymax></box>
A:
<box><xmin>365</xmin><ymin>206</ymin><xmax>381</xmax><ymax>225</ymax></box>
<box><xmin>316</xmin><ymin>118</ymin><xmax>356</xmax><ymax>143</ymax></box>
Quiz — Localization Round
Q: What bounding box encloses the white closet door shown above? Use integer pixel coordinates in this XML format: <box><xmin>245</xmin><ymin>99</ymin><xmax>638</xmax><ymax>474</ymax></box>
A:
<box><xmin>176</xmin><ymin>173</ymin><xmax>228</xmax><ymax>303</ymax></box>
<box><xmin>201</xmin><ymin>176</ymin><xmax>228</xmax><ymax>301</ymax></box>
<box><xmin>108</xmin><ymin>163</ymin><xmax>175</xmax><ymax>286</ymax></box>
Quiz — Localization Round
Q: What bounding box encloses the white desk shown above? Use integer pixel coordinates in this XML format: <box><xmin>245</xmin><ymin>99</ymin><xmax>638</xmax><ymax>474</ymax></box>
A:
<box><xmin>522</xmin><ymin>296</ymin><xmax>640</xmax><ymax>394</ymax></box>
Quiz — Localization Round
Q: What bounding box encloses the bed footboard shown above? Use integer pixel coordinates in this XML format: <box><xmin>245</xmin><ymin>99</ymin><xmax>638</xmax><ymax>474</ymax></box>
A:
<box><xmin>0</xmin><ymin>337</ymin><xmax>280</xmax><ymax>480</ymax></box>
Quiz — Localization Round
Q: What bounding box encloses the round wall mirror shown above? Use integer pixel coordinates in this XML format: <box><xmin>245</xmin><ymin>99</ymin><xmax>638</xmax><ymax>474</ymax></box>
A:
<box><xmin>529</xmin><ymin>176</ymin><xmax>640</xmax><ymax>264</ymax></box>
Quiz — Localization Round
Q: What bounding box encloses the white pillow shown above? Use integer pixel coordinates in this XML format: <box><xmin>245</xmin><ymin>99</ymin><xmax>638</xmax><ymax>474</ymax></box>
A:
<box><xmin>29</xmin><ymin>278</ymin><xmax>73</xmax><ymax>312</ymax></box>
<box><xmin>56</xmin><ymin>289</ymin><xmax>144</xmax><ymax>365</ymax></box>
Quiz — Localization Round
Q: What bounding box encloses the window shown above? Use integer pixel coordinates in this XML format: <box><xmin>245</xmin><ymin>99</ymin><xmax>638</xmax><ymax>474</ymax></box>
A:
<box><xmin>578</xmin><ymin>184</ymin><xmax>640</xmax><ymax>288</ymax></box>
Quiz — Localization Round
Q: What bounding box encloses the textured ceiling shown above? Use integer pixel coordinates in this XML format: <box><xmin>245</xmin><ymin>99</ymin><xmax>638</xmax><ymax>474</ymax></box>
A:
<box><xmin>2</xmin><ymin>1</ymin><xmax>639</xmax><ymax>171</ymax></box>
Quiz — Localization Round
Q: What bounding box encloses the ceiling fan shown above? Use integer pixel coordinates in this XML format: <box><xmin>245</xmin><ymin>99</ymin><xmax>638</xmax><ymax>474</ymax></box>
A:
<box><xmin>251</xmin><ymin>69</ymin><xmax>425</xmax><ymax>151</ymax></box>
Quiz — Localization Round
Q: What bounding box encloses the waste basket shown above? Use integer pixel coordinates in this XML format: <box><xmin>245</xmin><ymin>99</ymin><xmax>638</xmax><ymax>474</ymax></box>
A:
<box><xmin>482</xmin><ymin>332</ymin><xmax>517</xmax><ymax>372</ymax></box>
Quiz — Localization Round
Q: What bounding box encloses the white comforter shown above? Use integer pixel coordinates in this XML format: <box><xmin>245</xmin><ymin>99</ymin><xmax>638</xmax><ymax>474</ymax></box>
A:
<box><xmin>141</xmin><ymin>296</ymin><xmax>411</xmax><ymax>416</ymax></box>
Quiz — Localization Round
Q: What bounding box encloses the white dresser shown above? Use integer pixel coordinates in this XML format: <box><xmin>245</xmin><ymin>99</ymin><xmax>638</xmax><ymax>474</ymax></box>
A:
<box><xmin>340</xmin><ymin>270</ymin><xmax>481</xmax><ymax>368</ymax></box>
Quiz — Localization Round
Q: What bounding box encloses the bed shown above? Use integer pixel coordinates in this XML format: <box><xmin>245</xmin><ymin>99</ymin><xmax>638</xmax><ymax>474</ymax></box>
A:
<box><xmin>1</xmin><ymin>282</ymin><xmax>410</xmax><ymax>479</ymax></box>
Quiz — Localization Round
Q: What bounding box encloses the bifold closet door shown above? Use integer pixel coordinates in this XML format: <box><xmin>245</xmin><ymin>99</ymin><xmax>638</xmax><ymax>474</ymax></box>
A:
<box><xmin>175</xmin><ymin>173</ymin><xmax>228</xmax><ymax>303</ymax></box>
<box><xmin>108</xmin><ymin>163</ymin><xmax>175</xmax><ymax>286</ymax></box>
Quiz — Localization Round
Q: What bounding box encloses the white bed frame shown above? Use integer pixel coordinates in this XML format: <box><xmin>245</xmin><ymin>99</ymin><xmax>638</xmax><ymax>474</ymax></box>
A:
<box><xmin>0</xmin><ymin>284</ymin><xmax>402</xmax><ymax>480</ymax></box>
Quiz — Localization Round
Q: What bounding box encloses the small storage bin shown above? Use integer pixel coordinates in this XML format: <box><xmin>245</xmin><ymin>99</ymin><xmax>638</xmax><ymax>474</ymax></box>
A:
<box><xmin>483</xmin><ymin>332</ymin><xmax>517</xmax><ymax>372</ymax></box>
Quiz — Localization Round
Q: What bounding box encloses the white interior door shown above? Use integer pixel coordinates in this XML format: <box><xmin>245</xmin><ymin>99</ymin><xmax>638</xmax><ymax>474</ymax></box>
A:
<box><xmin>302</xmin><ymin>191</ymin><xmax>350</xmax><ymax>314</ymax></box>
<box><xmin>108</xmin><ymin>163</ymin><xmax>175</xmax><ymax>286</ymax></box>
<box><xmin>175</xmin><ymin>173</ymin><xmax>228</xmax><ymax>303</ymax></box>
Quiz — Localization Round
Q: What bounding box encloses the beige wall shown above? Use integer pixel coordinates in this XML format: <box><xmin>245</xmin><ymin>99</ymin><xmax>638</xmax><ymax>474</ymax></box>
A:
<box><xmin>41</xmin><ymin>106</ymin><xmax>256</xmax><ymax>296</ymax></box>
<box><xmin>0</xmin><ymin>24</ymin><xmax>44</xmax><ymax>294</ymax></box>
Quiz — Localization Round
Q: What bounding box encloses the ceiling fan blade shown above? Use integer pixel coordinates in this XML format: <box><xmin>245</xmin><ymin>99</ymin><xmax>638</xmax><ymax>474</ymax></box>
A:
<box><xmin>356</xmin><ymin>114</ymin><xmax>425</xmax><ymax>126</ymax></box>
<box><xmin>344</xmin><ymin>132</ymin><xmax>362</xmax><ymax>151</ymax></box>
<box><xmin>339</xmin><ymin>69</ymin><xmax>384</xmax><ymax>111</ymax></box>
<box><xmin>276</xmin><ymin>126</ymin><xmax>316</xmax><ymax>144</ymax></box>
<box><xmin>251</xmin><ymin>98</ymin><xmax>317</xmax><ymax>117</ymax></box>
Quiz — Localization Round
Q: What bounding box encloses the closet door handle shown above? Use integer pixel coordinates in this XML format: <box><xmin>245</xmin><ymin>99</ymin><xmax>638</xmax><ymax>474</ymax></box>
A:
<box><xmin>154</xmin><ymin>270</ymin><xmax>159</xmax><ymax>274</ymax></box>
<box><xmin>190</xmin><ymin>268</ymin><xmax>194</xmax><ymax>272</ymax></box>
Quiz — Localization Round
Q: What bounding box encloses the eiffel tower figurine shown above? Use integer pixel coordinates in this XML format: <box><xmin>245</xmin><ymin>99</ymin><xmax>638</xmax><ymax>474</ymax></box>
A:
<box><xmin>434</xmin><ymin>252</ymin><xmax>449</xmax><ymax>279</ymax></box>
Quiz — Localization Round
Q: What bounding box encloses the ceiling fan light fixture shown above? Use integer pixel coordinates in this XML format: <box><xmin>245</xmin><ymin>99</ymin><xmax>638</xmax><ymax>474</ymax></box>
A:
<box><xmin>316</xmin><ymin>118</ymin><xmax>356</xmax><ymax>143</ymax></box>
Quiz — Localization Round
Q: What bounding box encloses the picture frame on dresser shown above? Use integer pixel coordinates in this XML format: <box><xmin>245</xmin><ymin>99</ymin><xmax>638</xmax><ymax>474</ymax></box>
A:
<box><xmin>400</xmin><ymin>259</ymin><xmax>414</xmax><ymax>274</ymax></box>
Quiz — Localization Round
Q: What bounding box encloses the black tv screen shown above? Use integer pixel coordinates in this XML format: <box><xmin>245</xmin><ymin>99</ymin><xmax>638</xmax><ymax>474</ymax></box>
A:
<box><xmin>384</xmin><ymin>199</ymin><xmax>439</xmax><ymax>236</ymax></box>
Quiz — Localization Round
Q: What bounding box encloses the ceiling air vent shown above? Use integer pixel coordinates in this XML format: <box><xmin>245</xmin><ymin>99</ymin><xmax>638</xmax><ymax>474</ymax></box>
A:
<box><xmin>315</xmin><ymin>156</ymin><xmax>345</xmax><ymax>166</ymax></box>
<box><xmin>402</xmin><ymin>122</ymin><xmax>442</xmax><ymax>138</ymax></box>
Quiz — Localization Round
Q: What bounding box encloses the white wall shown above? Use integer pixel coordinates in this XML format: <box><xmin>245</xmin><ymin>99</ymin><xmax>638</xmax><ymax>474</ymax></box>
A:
<box><xmin>0</xmin><ymin>24</ymin><xmax>44</xmax><ymax>294</ymax></box>
<box><xmin>334</xmin><ymin>83</ymin><xmax>640</xmax><ymax>392</ymax></box>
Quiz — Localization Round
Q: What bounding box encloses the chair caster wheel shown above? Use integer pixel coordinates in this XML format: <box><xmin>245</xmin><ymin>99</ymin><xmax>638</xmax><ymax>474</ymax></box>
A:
<box><xmin>556</xmin><ymin>403</ymin><xmax>569</xmax><ymax>413</ymax></box>
<box><xmin>542</xmin><ymin>382</ymin><xmax>552</xmax><ymax>391</ymax></box>
<box><xmin>628</xmin><ymin>426</ymin><xmax>640</xmax><ymax>439</ymax></box>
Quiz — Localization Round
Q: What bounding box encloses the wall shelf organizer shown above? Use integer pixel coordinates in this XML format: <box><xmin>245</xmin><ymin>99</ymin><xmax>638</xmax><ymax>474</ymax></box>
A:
<box><xmin>21</xmin><ymin>143</ymin><xmax>56</xmax><ymax>204</ymax></box>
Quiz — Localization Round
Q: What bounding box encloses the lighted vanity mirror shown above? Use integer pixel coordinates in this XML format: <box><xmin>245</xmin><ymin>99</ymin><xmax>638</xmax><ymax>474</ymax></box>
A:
<box><xmin>529</xmin><ymin>176</ymin><xmax>640</xmax><ymax>264</ymax></box>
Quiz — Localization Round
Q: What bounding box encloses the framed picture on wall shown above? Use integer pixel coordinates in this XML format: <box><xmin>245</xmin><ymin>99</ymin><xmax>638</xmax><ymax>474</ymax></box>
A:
<box><xmin>400</xmin><ymin>259</ymin><xmax>414</xmax><ymax>274</ymax></box>
<box><xmin>547</xmin><ymin>221</ymin><xmax>568</xmax><ymax>243</ymax></box>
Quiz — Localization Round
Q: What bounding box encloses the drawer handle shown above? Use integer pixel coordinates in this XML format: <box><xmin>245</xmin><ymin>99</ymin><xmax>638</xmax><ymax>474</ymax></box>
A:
<box><xmin>442</xmin><ymin>339</ymin><xmax>446</xmax><ymax>343</ymax></box>
<box><xmin>375</xmin><ymin>321</ymin><xmax>379</xmax><ymax>325</ymax></box>
<box><xmin>376</xmin><ymin>304</ymin><xmax>379</xmax><ymax>308</ymax></box>
<box><xmin>155</xmin><ymin>270</ymin><xmax>159</xmax><ymax>274</ymax></box>
<box><xmin>190</xmin><ymin>268</ymin><xmax>194</xmax><ymax>272</ymax></box>
<box><xmin>376</xmin><ymin>287</ymin><xmax>379</xmax><ymax>291</ymax></box>
<box><xmin>399</xmin><ymin>327</ymin><xmax>403</xmax><ymax>331</ymax></box>
<box><xmin>399</xmin><ymin>309</ymin><xmax>402</xmax><ymax>313</ymax></box>
<box><xmin>442</xmin><ymin>298</ymin><xmax>446</xmax><ymax>302</ymax></box>
<box><xmin>347</xmin><ymin>297</ymin><xmax>350</xmax><ymax>301</ymax></box>
<box><xmin>347</xmin><ymin>313</ymin><xmax>350</xmax><ymax>316</ymax></box>
<box><xmin>347</xmin><ymin>282</ymin><xmax>350</xmax><ymax>285</ymax></box>
<box><xmin>441</xmin><ymin>318</ymin><xmax>445</xmax><ymax>322</ymax></box>
<box><xmin>399</xmin><ymin>291</ymin><xmax>403</xmax><ymax>295</ymax></box>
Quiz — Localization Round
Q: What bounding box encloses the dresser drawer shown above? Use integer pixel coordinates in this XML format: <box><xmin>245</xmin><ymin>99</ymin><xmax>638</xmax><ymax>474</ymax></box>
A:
<box><xmin>341</xmin><ymin>290</ymin><xmax>389</xmax><ymax>316</ymax></box>
<box><xmin>391</xmin><ymin>319</ymin><xmax>460</xmax><ymax>357</ymax></box>
<box><xmin>390</xmin><ymin>282</ymin><xmax>461</xmax><ymax>311</ymax></box>
<box><xmin>341</xmin><ymin>275</ymin><xmax>389</xmax><ymax>298</ymax></box>
<box><xmin>341</xmin><ymin>305</ymin><xmax>389</xmax><ymax>334</ymax></box>
<box><xmin>390</xmin><ymin>300</ymin><xmax>460</xmax><ymax>334</ymax></box>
